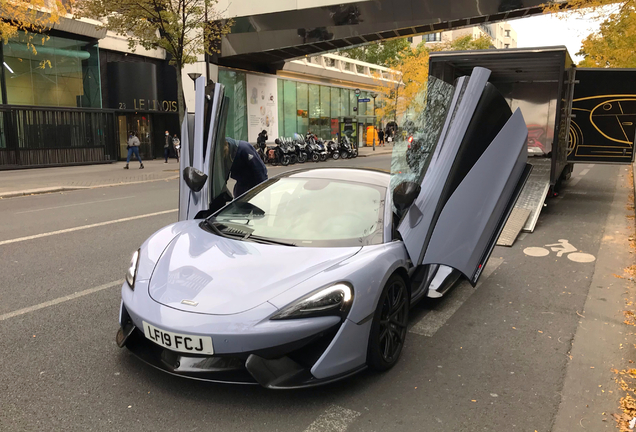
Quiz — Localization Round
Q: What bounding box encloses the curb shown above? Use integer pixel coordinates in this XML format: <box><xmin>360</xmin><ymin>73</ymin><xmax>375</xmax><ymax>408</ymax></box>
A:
<box><xmin>0</xmin><ymin>186</ymin><xmax>87</xmax><ymax>199</ymax></box>
<box><xmin>0</xmin><ymin>176</ymin><xmax>179</xmax><ymax>199</ymax></box>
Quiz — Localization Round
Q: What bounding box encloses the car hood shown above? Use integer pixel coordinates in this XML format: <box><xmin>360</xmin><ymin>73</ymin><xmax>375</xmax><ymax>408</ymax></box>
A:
<box><xmin>148</xmin><ymin>222</ymin><xmax>361</xmax><ymax>315</ymax></box>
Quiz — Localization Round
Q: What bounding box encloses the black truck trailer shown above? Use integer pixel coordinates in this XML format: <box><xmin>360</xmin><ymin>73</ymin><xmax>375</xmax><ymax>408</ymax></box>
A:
<box><xmin>428</xmin><ymin>47</ymin><xmax>636</xmax><ymax>243</ymax></box>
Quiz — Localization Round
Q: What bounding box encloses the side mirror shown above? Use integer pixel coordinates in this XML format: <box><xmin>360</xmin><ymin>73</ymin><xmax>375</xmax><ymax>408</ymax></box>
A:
<box><xmin>393</xmin><ymin>181</ymin><xmax>421</xmax><ymax>214</ymax></box>
<box><xmin>183</xmin><ymin>167</ymin><xmax>208</xmax><ymax>192</ymax></box>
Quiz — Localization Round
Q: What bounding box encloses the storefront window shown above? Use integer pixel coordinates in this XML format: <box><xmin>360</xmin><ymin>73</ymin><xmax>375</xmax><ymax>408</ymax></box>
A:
<box><xmin>296</xmin><ymin>83</ymin><xmax>308</xmax><ymax>136</ymax></box>
<box><xmin>340</xmin><ymin>89</ymin><xmax>350</xmax><ymax>117</ymax></box>
<box><xmin>283</xmin><ymin>80</ymin><xmax>297</xmax><ymax>138</ymax></box>
<box><xmin>3</xmin><ymin>32</ymin><xmax>100</xmax><ymax>108</ymax></box>
<box><xmin>218</xmin><ymin>69</ymin><xmax>248</xmax><ymax>141</ymax></box>
<box><xmin>277</xmin><ymin>79</ymin><xmax>284</xmax><ymax>138</ymax></box>
<box><xmin>308</xmin><ymin>84</ymin><xmax>320</xmax><ymax>136</ymax></box>
<box><xmin>319</xmin><ymin>86</ymin><xmax>330</xmax><ymax>139</ymax></box>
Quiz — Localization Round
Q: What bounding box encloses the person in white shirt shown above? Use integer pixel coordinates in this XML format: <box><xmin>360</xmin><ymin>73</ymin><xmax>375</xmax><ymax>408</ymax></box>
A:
<box><xmin>124</xmin><ymin>132</ymin><xmax>144</xmax><ymax>169</ymax></box>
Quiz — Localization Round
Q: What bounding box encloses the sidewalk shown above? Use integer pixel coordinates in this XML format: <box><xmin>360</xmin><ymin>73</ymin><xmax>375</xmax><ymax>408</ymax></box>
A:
<box><xmin>0</xmin><ymin>160</ymin><xmax>180</xmax><ymax>198</ymax></box>
<box><xmin>0</xmin><ymin>147</ymin><xmax>392</xmax><ymax>198</ymax></box>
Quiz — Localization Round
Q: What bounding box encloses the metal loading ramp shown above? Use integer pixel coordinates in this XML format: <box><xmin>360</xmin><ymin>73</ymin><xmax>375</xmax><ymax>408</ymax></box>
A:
<box><xmin>497</xmin><ymin>158</ymin><xmax>552</xmax><ymax>246</ymax></box>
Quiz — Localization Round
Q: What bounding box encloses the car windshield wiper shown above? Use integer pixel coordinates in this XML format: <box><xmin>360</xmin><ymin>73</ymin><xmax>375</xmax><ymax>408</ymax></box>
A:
<box><xmin>203</xmin><ymin>219</ymin><xmax>231</xmax><ymax>238</ymax></box>
<box><xmin>247</xmin><ymin>235</ymin><xmax>297</xmax><ymax>247</ymax></box>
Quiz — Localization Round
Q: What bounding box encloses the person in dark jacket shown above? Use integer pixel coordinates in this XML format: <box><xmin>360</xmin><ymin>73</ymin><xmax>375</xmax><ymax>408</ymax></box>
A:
<box><xmin>226</xmin><ymin>137</ymin><xmax>268</xmax><ymax>197</ymax></box>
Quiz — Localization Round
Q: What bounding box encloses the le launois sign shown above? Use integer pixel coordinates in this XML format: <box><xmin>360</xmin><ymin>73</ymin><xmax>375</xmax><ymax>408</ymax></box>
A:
<box><xmin>118</xmin><ymin>99</ymin><xmax>178</xmax><ymax>112</ymax></box>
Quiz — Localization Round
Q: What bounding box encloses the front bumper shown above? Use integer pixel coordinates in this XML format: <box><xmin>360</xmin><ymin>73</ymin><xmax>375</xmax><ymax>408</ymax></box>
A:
<box><xmin>117</xmin><ymin>320</ymin><xmax>366</xmax><ymax>389</ymax></box>
<box><xmin>118</xmin><ymin>297</ymin><xmax>367</xmax><ymax>389</ymax></box>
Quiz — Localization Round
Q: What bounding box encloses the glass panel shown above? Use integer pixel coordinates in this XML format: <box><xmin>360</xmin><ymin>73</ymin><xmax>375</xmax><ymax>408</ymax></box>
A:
<box><xmin>308</xmin><ymin>84</ymin><xmax>320</xmax><ymax>136</ymax></box>
<box><xmin>4</xmin><ymin>32</ymin><xmax>100</xmax><ymax>108</ymax></box>
<box><xmin>296</xmin><ymin>83</ymin><xmax>308</xmax><ymax>137</ymax></box>
<box><xmin>218</xmin><ymin>70</ymin><xmax>248</xmax><ymax>141</ymax></box>
<box><xmin>283</xmin><ymin>80</ymin><xmax>297</xmax><ymax>138</ymax></box>
<box><xmin>320</xmin><ymin>86</ymin><xmax>330</xmax><ymax>139</ymax></box>
<box><xmin>277</xmin><ymin>79</ymin><xmax>284</xmax><ymax>140</ymax></box>
<box><xmin>390</xmin><ymin>76</ymin><xmax>457</xmax><ymax>196</ymax></box>
<box><xmin>330</xmin><ymin>87</ymin><xmax>340</xmax><ymax>119</ymax></box>
<box><xmin>340</xmin><ymin>89</ymin><xmax>350</xmax><ymax>117</ymax></box>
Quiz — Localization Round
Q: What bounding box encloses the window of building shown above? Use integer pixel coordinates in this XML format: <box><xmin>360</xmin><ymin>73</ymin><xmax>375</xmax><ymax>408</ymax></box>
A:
<box><xmin>218</xmin><ymin>70</ymin><xmax>248</xmax><ymax>141</ymax></box>
<box><xmin>407</xmin><ymin>37</ymin><xmax>413</xmax><ymax>43</ymax></box>
<box><xmin>296</xmin><ymin>83</ymin><xmax>309</xmax><ymax>135</ymax></box>
<box><xmin>424</xmin><ymin>32</ymin><xmax>441</xmax><ymax>42</ymax></box>
<box><xmin>505</xmin><ymin>29</ymin><xmax>511</xmax><ymax>38</ymax></box>
<box><xmin>504</xmin><ymin>43</ymin><xmax>510</xmax><ymax>49</ymax></box>
<box><xmin>283</xmin><ymin>80</ymin><xmax>297</xmax><ymax>138</ymax></box>
<box><xmin>4</xmin><ymin>31</ymin><xmax>101</xmax><ymax>108</ymax></box>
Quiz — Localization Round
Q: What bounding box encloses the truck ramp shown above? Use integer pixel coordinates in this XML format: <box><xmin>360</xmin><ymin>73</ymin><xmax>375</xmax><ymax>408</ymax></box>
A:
<box><xmin>497</xmin><ymin>158</ymin><xmax>551</xmax><ymax>246</ymax></box>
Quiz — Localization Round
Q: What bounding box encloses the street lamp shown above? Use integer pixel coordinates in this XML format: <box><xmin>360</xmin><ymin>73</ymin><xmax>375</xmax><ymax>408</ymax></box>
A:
<box><xmin>370</xmin><ymin>92</ymin><xmax>378</xmax><ymax>151</ymax></box>
<box><xmin>188</xmin><ymin>72</ymin><xmax>202</xmax><ymax>90</ymax></box>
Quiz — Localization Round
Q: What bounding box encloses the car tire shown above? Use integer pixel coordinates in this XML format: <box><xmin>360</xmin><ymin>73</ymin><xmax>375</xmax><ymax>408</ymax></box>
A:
<box><xmin>367</xmin><ymin>274</ymin><xmax>409</xmax><ymax>372</ymax></box>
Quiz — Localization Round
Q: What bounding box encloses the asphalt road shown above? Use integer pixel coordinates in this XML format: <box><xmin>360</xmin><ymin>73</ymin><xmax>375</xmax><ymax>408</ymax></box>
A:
<box><xmin>0</xmin><ymin>156</ymin><xmax>630</xmax><ymax>431</ymax></box>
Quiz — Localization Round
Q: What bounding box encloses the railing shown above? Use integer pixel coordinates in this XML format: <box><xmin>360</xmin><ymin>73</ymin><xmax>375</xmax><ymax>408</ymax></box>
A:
<box><xmin>0</xmin><ymin>105</ymin><xmax>119</xmax><ymax>169</ymax></box>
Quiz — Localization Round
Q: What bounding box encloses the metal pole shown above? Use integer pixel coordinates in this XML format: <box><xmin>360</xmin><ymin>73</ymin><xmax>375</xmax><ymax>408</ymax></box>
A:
<box><xmin>372</xmin><ymin>96</ymin><xmax>376</xmax><ymax>151</ymax></box>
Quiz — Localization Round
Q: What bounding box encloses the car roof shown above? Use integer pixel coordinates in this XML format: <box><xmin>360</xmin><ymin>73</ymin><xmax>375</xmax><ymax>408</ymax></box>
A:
<box><xmin>279</xmin><ymin>167</ymin><xmax>390</xmax><ymax>188</ymax></box>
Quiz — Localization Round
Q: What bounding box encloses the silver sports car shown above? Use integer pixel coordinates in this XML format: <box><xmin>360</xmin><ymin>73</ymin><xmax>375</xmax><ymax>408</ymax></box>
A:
<box><xmin>116</xmin><ymin>67</ymin><xmax>531</xmax><ymax>388</ymax></box>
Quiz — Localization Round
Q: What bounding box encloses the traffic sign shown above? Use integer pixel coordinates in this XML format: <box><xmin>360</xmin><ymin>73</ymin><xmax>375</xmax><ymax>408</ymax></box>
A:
<box><xmin>358</xmin><ymin>98</ymin><xmax>370</xmax><ymax>102</ymax></box>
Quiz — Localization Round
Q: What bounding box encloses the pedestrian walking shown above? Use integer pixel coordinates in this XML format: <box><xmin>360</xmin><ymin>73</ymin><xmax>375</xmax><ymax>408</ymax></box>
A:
<box><xmin>124</xmin><ymin>132</ymin><xmax>144</xmax><ymax>169</ymax></box>
<box><xmin>172</xmin><ymin>134</ymin><xmax>180</xmax><ymax>162</ymax></box>
<box><xmin>164</xmin><ymin>130</ymin><xmax>171</xmax><ymax>163</ymax></box>
<box><xmin>378</xmin><ymin>129</ymin><xmax>385</xmax><ymax>146</ymax></box>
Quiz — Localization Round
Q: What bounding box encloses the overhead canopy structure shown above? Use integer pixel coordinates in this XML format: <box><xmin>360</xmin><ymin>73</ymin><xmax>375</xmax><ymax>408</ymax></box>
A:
<box><xmin>215</xmin><ymin>0</ymin><xmax>552</xmax><ymax>72</ymax></box>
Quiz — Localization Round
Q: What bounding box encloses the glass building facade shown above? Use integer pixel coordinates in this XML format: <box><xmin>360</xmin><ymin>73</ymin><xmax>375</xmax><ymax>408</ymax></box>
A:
<box><xmin>219</xmin><ymin>68</ymin><xmax>377</xmax><ymax>142</ymax></box>
<box><xmin>3</xmin><ymin>32</ymin><xmax>101</xmax><ymax>108</ymax></box>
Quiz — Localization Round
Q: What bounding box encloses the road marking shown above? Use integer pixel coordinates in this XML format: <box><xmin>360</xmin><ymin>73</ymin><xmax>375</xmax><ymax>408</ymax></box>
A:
<box><xmin>15</xmin><ymin>196</ymin><xmax>136</xmax><ymax>214</ymax></box>
<box><xmin>304</xmin><ymin>405</ymin><xmax>360</xmax><ymax>432</ymax></box>
<box><xmin>409</xmin><ymin>258</ymin><xmax>504</xmax><ymax>337</ymax></box>
<box><xmin>0</xmin><ymin>209</ymin><xmax>177</xmax><ymax>246</ymax></box>
<box><xmin>587</xmin><ymin>164</ymin><xmax>595</xmax><ymax>168</ymax></box>
<box><xmin>579</xmin><ymin>168</ymin><xmax>590</xmax><ymax>176</ymax></box>
<box><xmin>569</xmin><ymin>177</ymin><xmax>583</xmax><ymax>187</ymax></box>
<box><xmin>0</xmin><ymin>280</ymin><xmax>122</xmax><ymax>322</ymax></box>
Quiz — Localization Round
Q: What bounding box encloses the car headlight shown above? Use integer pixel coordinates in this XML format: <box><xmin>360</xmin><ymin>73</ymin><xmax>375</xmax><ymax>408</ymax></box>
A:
<box><xmin>125</xmin><ymin>249</ymin><xmax>140</xmax><ymax>290</ymax></box>
<box><xmin>270</xmin><ymin>283</ymin><xmax>353</xmax><ymax>320</ymax></box>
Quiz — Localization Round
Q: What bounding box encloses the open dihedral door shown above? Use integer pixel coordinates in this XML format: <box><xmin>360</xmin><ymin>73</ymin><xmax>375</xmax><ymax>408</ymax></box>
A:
<box><xmin>396</xmin><ymin>67</ymin><xmax>531</xmax><ymax>286</ymax></box>
<box><xmin>178</xmin><ymin>77</ymin><xmax>231</xmax><ymax>221</ymax></box>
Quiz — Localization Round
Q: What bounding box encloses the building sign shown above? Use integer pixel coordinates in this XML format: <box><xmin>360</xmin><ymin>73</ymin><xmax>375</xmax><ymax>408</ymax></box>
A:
<box><xmin>246</xmin><ymin>74</ymin><xmax>278</xmax><ymax>142</ymax></box>
<box><xmin>107</xmin><ymin>62</ymin><xmax>178</xmax><ymax>113</ymax></box>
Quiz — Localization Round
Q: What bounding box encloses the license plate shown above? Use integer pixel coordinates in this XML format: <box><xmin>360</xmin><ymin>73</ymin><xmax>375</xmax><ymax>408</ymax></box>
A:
<box><xmin>142</xmin><ymin>321</ymin><xmax>214</xmax><ymax>355</ymax></box>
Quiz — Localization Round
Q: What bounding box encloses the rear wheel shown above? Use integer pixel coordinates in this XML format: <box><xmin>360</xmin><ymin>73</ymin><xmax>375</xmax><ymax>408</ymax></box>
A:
<box><xmin>281</xmin><ymin>155</ymin><xmax>290</xmax><ymax>166</ymax></box>
<box><xmin>298</xmin><ymin>152</ymin><xmax>307</xmax><ymax>163</ymax></box>
<box><xmin>320</xmin><ymin>153</ymin><xmax>328</xmax><ymax>162</ymax></box>
<box><xmin>332</xmin><ymin>152</ymin><xmax>340</xmax><ymax>160</ymax></box>
<box><xmin>367</xmin><ymin>274</ymin><xmax>409</xmax><ymax>371</ymax></box>
<box><xmin>311</xmin><ymin>153</ymin><xmax>320</xmax><ymax>162</ymax></box>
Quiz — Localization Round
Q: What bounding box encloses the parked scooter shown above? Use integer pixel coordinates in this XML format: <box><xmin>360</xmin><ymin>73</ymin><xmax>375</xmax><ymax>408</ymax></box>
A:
<box><xmin>326</xmin><ymin>140</ymin><xmax>340</xmax><ymax>160</ymax></box>
<box><xmin>268</xmin><ymin>139</ymin><xmax>291</xmax><ymax>166</ymax></box>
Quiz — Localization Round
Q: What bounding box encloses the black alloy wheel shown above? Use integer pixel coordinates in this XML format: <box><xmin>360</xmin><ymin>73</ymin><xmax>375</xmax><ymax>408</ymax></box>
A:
<box><xmin>340</xmin><ymin>150</ymin><xmax>349</xmax><ymax>159</ymax></box>
<box><xmin>312</xmin><ymin>153</ymin><xmax>320</xmax><ymax>162</ymax></box>
<box><xmin>367</xmin><ymin>274</ymin><xmax>409</xmax><ymax>371</ymax></box>
<box><xmin>282</xmin><ymin>155</ymin><xmax>290</xmax><ymax>166</ymax></box>
<box><xmin>332</xmin><ymin>152</ymin><xmax>340</xmax><ymax>160</ymax></box>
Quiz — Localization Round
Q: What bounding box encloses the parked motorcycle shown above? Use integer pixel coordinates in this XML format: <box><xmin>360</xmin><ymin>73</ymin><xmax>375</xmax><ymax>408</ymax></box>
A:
<box><xmin>327</xmin><ymin>140</ymin><xmax>340</xmax><ymax>160</ymax></box>
<box><xmin>268</xmin><ymin>139</ymin><xmax>291</xmax><ymax>166</ymax></box>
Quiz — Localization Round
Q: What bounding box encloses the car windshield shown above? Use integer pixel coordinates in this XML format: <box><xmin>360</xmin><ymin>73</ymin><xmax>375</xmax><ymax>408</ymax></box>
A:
<box><xmin>208</xmin><ymin>177</ymin><xmax>385</xmax><ymax>247</ymax></box>
<box><xmin>390</xmin><ymin>76</ymin><xmax>457</xmax><ymax>204</ymax></box>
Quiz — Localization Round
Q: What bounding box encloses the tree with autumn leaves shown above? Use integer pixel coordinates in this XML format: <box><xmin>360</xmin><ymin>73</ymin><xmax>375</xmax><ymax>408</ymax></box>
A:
<box><xmin>0</xmin><ymin>0</ymin><xmax>69</xmax><ymax>51</ymax></box>
<box><xmin>372</xmin><ymin>35</ymin><xmax>492</xmax><ymax>123</ymax></box>
<box><xmin>73</xmin><ymin>0</ymin><xmax>232</xmax><ymax>122</ymax></box>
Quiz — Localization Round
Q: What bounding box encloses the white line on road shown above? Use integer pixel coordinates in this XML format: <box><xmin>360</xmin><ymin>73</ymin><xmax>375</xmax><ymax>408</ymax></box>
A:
<box><xmin>304</xmin><ymin>405</ymin><xmax>361</xmax><ymax>432</ymax></box>
<box><xmin>0</xmin><ymin>280</ymin><xmax>122</xmax><ymax>321</ymax></box>
<box><xmin>15</xmin><ymin>196</ymin><xmax>136</xmax><ymax>214</ymax></box>
<box><xmin>587</xmin><ymin>164</ymin><xmax>595</xmax><ymax>168</ymax></box>
<box><xmin>569</xmin><ymin>177</ymin><xmax>583</xmax><ymax>187</ymax></box>
<box><xmin>0</xmin><ymin>209</ymin><xmax>177</xmax><ymax>246</ymax></box>
<box><xmin>409</xmin><ymin>258</ymin><xmax>504</xmax><ymax>337</ymax></box>
<box><xmin>579</xmin><ymin>168</ymin><xmax>590</xmax><ymax>176</ymax></box>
